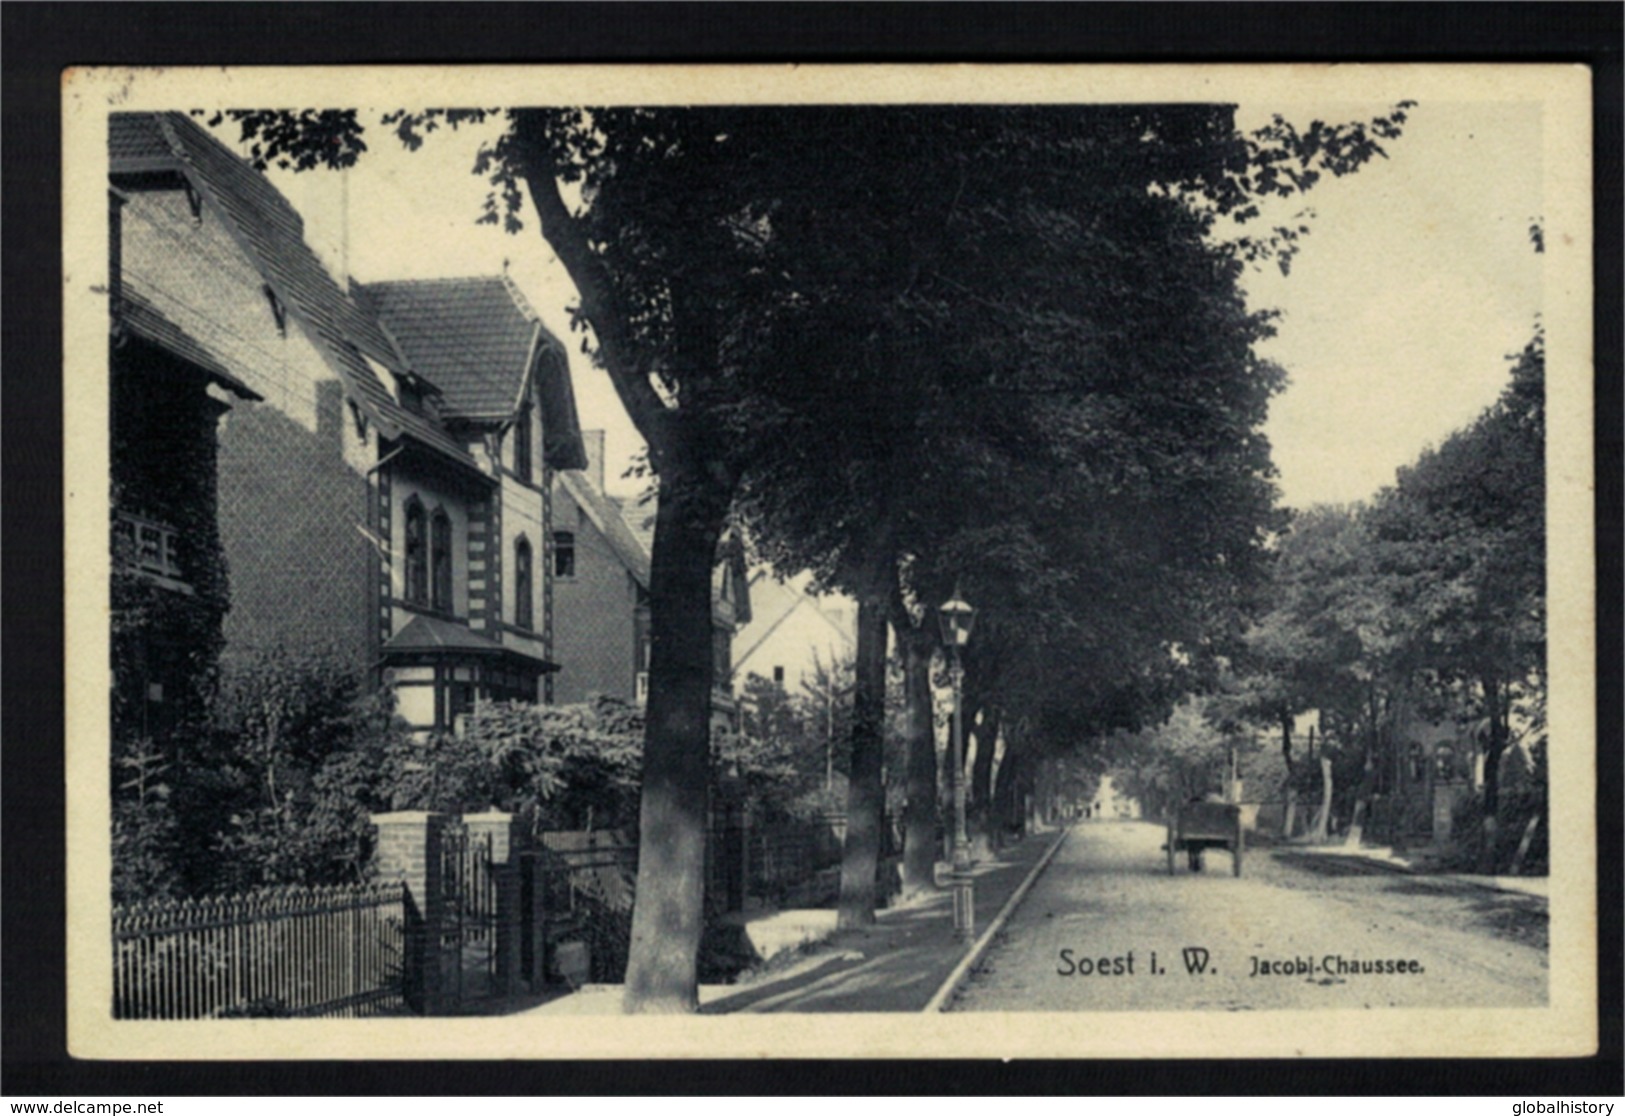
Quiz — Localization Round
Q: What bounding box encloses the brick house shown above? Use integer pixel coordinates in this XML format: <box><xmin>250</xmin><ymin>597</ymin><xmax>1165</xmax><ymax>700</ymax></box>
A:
<box><xmin>108</xmin><ymin>197</ymin><xmax>262</xmax><ymax>747</ymax></box>
<box><xmin>109</xmin><ymin>112</ymin><xmax>587</xmax><ymax>734</ymax></box>
<box><xmin>1373</xmin><ymin>697</ymin><xmax>1539</xmax><ymax>851</ymax></box>
<box><xmin>550</xmin><ymin>433</ymin><xmax>652</xmax><ymax>707</ymax></box>
<box><xmin>551</xmin><ymin>435</ymin><xmax>751</xmax><ymax>729</ymax></box>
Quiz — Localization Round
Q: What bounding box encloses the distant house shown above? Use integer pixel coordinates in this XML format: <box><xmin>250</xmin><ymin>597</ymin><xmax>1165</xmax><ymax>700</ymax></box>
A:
<box><xmin>730</xmin><ymin>570</ymin><xmax>856</xmax><ymax>696</ymax></box>
<box><xmin>550</xmin><ymin>432</ymin><xmax>652</xmax><ymax>707</ymax></box>
<box><xmin>551</xmin><ymin>432</ymin><xmax>749</xmax><ymax>728</ymax></box>
<box><xmin>1377</xmin><ymin>697</ymin><xmax>1538</xmax><ymax>850</ymax></box>
<box><xmin>109</xmin><ymin>112</ymin><xmax>586</xmax><ymax>735</ymax></box>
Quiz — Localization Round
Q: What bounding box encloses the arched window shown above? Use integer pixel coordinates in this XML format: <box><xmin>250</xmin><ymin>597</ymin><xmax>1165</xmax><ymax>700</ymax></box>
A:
<box><xmin>431</xmin><ymin>509</ymin><xmax>453</xmax><ymax>613</ymax></box>
<box><xmin>403</xmin><ymin>498</ymin><xmax>427</xmax><ymax>605</ymax></box>
<box><xmin>514</xmin><ymin>536</ymin><xmax>534</xmax><ymax>630</ymax></box>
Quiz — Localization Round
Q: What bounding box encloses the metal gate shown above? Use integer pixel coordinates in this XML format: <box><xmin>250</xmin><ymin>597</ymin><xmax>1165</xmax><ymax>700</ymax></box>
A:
<box><xmin>438</xmin><ymin>822</ymin><xmax>498</xmax><ymax>1006</ymax></box>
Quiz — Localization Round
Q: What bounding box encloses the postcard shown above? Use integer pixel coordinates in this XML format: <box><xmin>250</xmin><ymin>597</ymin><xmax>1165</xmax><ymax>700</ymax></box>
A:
<box><xmin>63</xmin><ymin>62</ymin><xmax>1594</xmax><ymax>1060</ymax></box>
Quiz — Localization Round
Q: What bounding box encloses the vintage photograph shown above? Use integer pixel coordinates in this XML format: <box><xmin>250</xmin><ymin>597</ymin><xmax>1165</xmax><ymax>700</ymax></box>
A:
<box><xmin>63</xmin><ymin>64</ymin><xmax>1595</xmax><ymax>1060</ymax></box>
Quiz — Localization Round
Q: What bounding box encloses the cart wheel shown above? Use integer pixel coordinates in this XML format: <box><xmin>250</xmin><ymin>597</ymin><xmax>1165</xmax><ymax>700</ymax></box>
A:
<box><xmin>1166</xmin><ymin>824</ymin><xmax>1177</xmax><ymax>875</ymax></box>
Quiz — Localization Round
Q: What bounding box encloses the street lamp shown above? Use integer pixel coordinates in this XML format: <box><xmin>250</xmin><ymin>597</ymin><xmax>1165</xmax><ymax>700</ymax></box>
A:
<box><xmin>938</xmin><ymin>593</ymin><xmax>976</xmax><ymax>943</ymax></box>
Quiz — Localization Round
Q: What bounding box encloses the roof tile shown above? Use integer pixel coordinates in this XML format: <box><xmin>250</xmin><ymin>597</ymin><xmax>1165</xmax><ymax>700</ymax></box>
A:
<box><xmin>383</xmin><ymin>614</ymin><xmax>559</xmax><ymax>670</ymax></box>
<box><xmin>362</xmin><ymin>277</ymin><xmax>537</xmax><ymax>420</ymax></box>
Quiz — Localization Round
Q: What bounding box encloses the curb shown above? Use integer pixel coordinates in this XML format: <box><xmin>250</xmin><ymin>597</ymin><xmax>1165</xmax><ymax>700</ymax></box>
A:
<box><xmin>922</xmin><ymin>824</ymin><xmax>1071</xmax><ymax>1013</ymax></box>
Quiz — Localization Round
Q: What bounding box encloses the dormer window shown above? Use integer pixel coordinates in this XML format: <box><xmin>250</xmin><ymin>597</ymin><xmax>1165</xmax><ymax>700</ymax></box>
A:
<box><xmin>553</xmin><ymin>531</ymin><xmax>575</xmax><ymax>579</ymax></box>
<box><xmin>263</xmin><ymin>285</ymin><xmax>287</xmax><ymax>337</ymax></box>
<box><xmin>399</xmin><ymin>378</ymin><xmax>424</xmax><ymax>415</ymax></box>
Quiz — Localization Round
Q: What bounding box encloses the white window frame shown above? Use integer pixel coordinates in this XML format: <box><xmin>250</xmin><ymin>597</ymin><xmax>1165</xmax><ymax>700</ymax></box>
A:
<box><xmin>115</xmin><ymin>512</ymin><xmax>187</xmax><ymax>585</ymax></box>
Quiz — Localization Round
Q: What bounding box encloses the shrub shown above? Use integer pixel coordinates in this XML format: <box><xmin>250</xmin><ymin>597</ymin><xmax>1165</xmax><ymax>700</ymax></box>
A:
<box><xmin>1443</xmin><ymin>744</ymin><xmax>1547</xmax><ymax>874</ymax></box>
<box><xmin>111</xmin><ymin>736</ymin><xmax>182</xmax><ymax>905</ymax></box>
<box><xmin>460</xmin><ymin>695</ymin><xmax>643</xmax><ymax>830</ymax></box>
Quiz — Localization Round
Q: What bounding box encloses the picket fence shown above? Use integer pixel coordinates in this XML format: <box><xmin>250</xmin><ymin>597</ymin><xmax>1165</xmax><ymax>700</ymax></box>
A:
<box><xmin>112</xmin><ymin>882</ymin><xmax>407</xmax><ymax>1019</ymax></box>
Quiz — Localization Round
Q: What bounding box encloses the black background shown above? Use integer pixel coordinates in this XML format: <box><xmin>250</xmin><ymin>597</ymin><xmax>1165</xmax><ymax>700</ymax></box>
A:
<box><xmin>4</xmin><ymin>1</ymin><xmax>1620</xmax><ymax>1097</ymax></box>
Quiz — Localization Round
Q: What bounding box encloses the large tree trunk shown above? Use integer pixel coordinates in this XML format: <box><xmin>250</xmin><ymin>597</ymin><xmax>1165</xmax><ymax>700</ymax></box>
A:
<box><xmin>995</xmin><ymin>742</ymin><xmax>1029</xmax><ymax>836</ymax></box>
<box><xmin>1280</xmin><ymin>711</ymin><xmax>1298</xmax><ymax>840</ymax></box>
<box><xmin>837</xmin><ymin>590</ymin><xmax>890</xmax><ymax>928</ymax></box>
<box><xmin>1477</xmin><ymin>674</ymin><xmax>1507</xmax><ymax>874</ymax></box>
<box><xmin>894</xmin><ymin>616</ymin><xmax>939</xmax><ymax>900</ymax></box>
<box><xmin>1311</xmin><ymin>756</ymin><xmax>1333</xmax><ymax>843</ymax></box>
<box><xmin>1346</xmin><ymin>704</ymin><xmax>1378</xmax><ymax>847</ymax></box>
<box><xmin>968</xmin><ymin>706</ymin><xmax>1000</xmax><ymax>859</ymax></box>
<box><xmin>622</xmin><ymin>464</ymin><xmax>730</xmax><ymax>1013</ymax></box>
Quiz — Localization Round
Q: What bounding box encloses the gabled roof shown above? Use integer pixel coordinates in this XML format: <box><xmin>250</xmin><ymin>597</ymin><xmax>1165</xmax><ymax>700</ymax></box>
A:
<box><xmin>362</xmin><ymin>276</ymin><xmax>589</xmax><ymax>470</ymax></box>
<box><xmin>557</xmin><ymin>471</ymin><xmax>651</xmax><ymax>589</ymax></box>
<box><xmin>732</xmin><ymin>573</ymin><xmax>853</xmax><ymax>675</ymax></box>
<box><xmin>117</xmin><ymin>289</ymin><xmax>263</xmax><ymax>401</ymax></box>
<box><xmin>362</xmin><ymin>276</ymin><xmax>537</xmax><ymax>421</ymax></box>
<box><xmin>109</xmin><ymin>113</ymin><xmax>175</xmax><ymax>165</ymax></box>
<box><xmin>109</xmin><ymin>112</ymin><xmax>479</xmax><ymax>473</ymax></box>
<box><xmin>612</xmin><ymin>494</ymin><xmax>657</xmax><ymax>556</ymax></box>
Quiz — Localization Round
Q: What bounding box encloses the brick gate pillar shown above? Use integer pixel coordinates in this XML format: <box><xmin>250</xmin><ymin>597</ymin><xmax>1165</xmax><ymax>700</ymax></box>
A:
<box><xmin>371</xmin><ymin>810</ymin><xmax>449</xmax><ymax>1014</ymax></box>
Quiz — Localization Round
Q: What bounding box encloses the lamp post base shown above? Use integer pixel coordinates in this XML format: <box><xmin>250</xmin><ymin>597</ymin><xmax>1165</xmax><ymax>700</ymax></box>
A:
<box><xmin>950</xmin><ymin>871</ymin><xmax>976</xmax><ymax>942</ymax></box>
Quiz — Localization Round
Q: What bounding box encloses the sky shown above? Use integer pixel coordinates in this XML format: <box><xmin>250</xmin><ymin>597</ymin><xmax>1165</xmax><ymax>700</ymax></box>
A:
<box><xmin>255</xmin><ymin>99</ymin><xmax>1544</xmax><ymax>510</ymax></box>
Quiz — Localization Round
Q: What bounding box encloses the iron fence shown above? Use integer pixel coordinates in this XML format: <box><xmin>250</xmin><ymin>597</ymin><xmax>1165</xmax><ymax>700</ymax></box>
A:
<box><xmin>110</xmin><ymin>812</ymin><xmax>894</xmax><ymax>1015</ymax></box>
<box><xmin>112</xmin><ymin>882</ymin><xmax>407</xmax><ymax>1019</ymax></box>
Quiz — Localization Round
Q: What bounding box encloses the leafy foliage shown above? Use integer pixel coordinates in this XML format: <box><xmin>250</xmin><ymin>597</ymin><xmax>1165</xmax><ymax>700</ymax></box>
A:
<box><xmin>458</xmin><ymin>695</ymin><xmax>644</xmax><ymax>829</ymax></box>
<box><xmin>1108</xmin><ymin>697</ymin><xmax>1252</xmax><ymax>820</ymax></box>
<box><xmin>202</xmin><ymin>109</ymin><xmax>371</xmax><ymax>172</ymax></box>
<box><xmin>111</xmin><ymin>736</ymin><xmax>182</xmax><ymax>904</ymax></box>
<box><xmin>1369</xmin><ymin>332</ymin><xmax>1545</xmax><ymax>698</ymax></box>
<box><xmin>206</xmin><ymin>99</ymin><xmax>1417</xmax><ymax>1002</ymax></box>
<box><xmin>206</xmin><ymin>646</ymin><xmax>408</xmax><ymax>891</ymax></box>
<box><xmin>1222</xmin><ymin>331</ymin><xmax>1546</xmax><ymax>860</ymax></box>
<box><xmin>111</xmin><ymin>645</ymin><xmax>658</xmax><ymax>899</ymax></box>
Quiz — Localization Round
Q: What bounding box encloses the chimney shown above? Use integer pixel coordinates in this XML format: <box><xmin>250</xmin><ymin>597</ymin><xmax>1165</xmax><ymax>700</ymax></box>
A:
<box><xmin>583</xmin><ymin>429</ymin><xmax>606</xmax><ymax>491</ymax></box>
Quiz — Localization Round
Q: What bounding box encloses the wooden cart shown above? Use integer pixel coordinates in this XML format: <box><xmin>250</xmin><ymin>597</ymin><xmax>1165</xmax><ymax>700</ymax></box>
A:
<box><xmin>1166</xmin><ymin>801</ymin><xmax>1244</xmax><ymax>877</ymax></box>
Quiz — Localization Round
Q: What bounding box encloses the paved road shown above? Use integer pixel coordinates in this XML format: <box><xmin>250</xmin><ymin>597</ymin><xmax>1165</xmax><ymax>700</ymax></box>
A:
<box><xmin>951</xmin><ymin>821</ymin><xmax>1548</xmax><ymax>1012</ymax></box>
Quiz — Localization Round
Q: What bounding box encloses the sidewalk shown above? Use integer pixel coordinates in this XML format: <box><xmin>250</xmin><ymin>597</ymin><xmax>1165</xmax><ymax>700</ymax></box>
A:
<box><xmin>1277</xmin><ymin>841</ymin><xmax>1549</xmax><ymax>899</ymax></box>
<box><xmin>526</xmin><ymin>826</ymin><xmax>1065</xmax><ymax>1015</ymax></box>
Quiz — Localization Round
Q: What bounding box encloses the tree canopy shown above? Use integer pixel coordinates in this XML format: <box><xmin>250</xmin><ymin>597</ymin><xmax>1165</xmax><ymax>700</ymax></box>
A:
<box><xmin>1223</xmin><ymin>328</ymin><xmax>1545</xmax><ymax>865</ymax></box>
<box><xmin>209</xmin><ymin>98</ymin><xmax>1415</xmax><ymax>1008</ymax></box>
